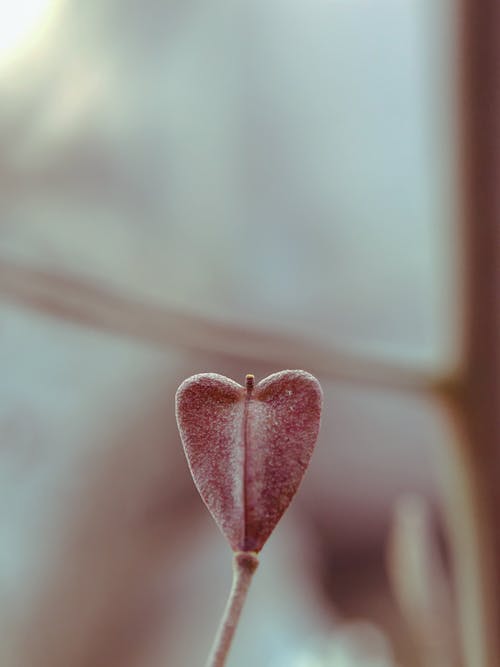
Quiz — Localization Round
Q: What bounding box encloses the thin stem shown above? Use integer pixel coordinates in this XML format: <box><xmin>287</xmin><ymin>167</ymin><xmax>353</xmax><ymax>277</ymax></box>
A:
<box><xmin>205</xmin><ymin>551</ymin><xmax>259</xmax><ymax>667</ymax></box>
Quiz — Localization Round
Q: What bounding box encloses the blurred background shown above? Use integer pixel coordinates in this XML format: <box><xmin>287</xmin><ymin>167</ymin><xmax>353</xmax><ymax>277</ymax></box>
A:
<box><xmin>0</xmin><ymin>0</ymin><xmax>496</xmax><ymax>665</ymax></box>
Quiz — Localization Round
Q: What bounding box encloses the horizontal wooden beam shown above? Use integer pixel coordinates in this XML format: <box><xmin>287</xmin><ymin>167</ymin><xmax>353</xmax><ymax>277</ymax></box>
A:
<box><xmin>0</xmin><ymin>256</ymin><xmax>445</xmax><ymax>393</ymax></box>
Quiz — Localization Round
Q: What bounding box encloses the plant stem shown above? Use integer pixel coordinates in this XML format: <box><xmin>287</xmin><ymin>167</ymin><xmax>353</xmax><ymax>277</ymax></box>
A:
<box><xmin>205</xmin><ymin>551</ymin><xmax>259</xmax><ymax>667</ymax></box>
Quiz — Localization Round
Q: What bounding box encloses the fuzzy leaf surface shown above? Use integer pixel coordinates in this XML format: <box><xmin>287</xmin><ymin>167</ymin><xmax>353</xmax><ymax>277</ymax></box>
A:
<box><xmin>175</xmin><ymin>370</ymin><xmax>322</xmax><ymax>552</ymax></box>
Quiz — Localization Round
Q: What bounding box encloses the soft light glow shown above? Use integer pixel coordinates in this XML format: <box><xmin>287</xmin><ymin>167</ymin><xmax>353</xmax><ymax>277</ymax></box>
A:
<box><xmin>0</xmin><ymin>0</ymin><xmax>61</xmax><ymax>65</ymax></box>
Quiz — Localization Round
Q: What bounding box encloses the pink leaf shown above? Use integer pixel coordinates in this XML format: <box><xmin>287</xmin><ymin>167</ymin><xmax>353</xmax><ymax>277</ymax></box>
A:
<box><xmin>175</xmin><ymin>370</ymin><xmax>322</xmax><ymax>552</ymax></box>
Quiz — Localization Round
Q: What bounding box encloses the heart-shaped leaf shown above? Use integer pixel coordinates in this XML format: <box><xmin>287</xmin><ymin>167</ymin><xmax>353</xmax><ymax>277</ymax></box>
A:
<box><xmin>175</xmin><ymin>370</ymin><xmax>322</xmax><ymax>552</ymax></box>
